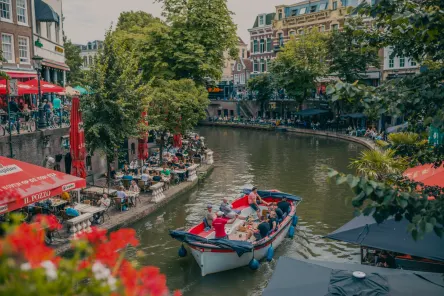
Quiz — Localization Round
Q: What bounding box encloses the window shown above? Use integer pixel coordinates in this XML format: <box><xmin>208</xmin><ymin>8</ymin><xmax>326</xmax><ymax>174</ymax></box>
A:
<box><xmin>291</xmin><ymin>9</ymin><xmax>298</xmax><ymax>16</ymax></box>
<box><xmin>299</xmin><ymin>7</ymin><xmax>307</xmax><ymax>14</ymax></box>
<box><xmin>242</xmin><ymin>49</ymin><xmax>245</xmax><ymax>58</ymax></box>
<box><xmin>266</xmin><ymin>38</ymin><xmax>272</xmax><ymax>52</ymax></box>
<box><xmin>259</xmin><ymin>16</ymin><xmax>264</xmax><ymax>26</ymax></box>
<box><xmin>234</xmin><ymin>74</ymin><xmax>239</xmax><ymax>84</ymax></box>
<box><xmin>290</xmin><ymin>31</ymin><xmax>296</xmax><ymax>36</ymax></box>
<box><xmin>1</xmin><ymin>33</ymin><xmax>14</xmax><ymax>63</ymax></box>
<box><xmin>411</xmin><ymin>60</ymin><xmax>417</xmax><ymax>66</ymax></box>
<box><xmin>55</xmin><ymin>22</ymin><xmax>60</xmax><ymax>43</ymax></box>
<box><xmin>0</xmin><ymin>0</ymin><xmax>11</xmax><ymax>20</ymax></box>
<box><xmin>46</xmin><ymin>23</ymin><xmax>52</xmax><ymax>40</ymax></box>
<box><xmin>260</xmin><ymin>59</ymin><xmax>265</xmax><ymax>72</ymax></box>
<box><xmin>237</xmin><ymin>62</ymin><xmax>241</xmax><ymax>71</ymax></box>
<box><xmin>253</xmin><ymin>60</ymin><xmax>259</xmax><ymax>72</ymax></box>
<box><xmin>399</xmin><ymin>56</ymin><xmax>405</xmax><ymax>67</ymax></box>
<box><xmin>260</xmin><ymin>39</ymin><xmax>265</xmax><ymax>53</ymax></box>
<box><xmin>278</xmin><ymin>11</ymin><xmax>282</xmax><ymax>20</ymax></box>
<box><xmin>278</xmin><ymin>33</ymin><xmax>284</xmax><ymax>46</ymax></box>
<box><xmin>83</xmin><ymin>56</ymin><xmax>87</xmax><ymax>67</ymax></box>
<box><xmin>267</xmin><ymin>59</ymin><xmax>272</xmax><ymax>71</ymax></box>
<box><xmin>240</xmin><ymin>73</ymin><xmax>245</xmax><ymax>84</ymax></box>
<box><xmin>332</xmin><ymin>24</ymin><xmax>339</xmax><ymax>31</ymax></box>
<box><xmin>310</xmin><ymin>5</ymin><xmax>317</xmax><ymax>13</ymax></box>
<box><xmin>389</xmin><ymin>58</ymin><xmax>394</xmax><ymax>68</ymax></box>
<box><xmin>332</xmin><ymin>1</ymin><xmax>338</xmax><ymax>10</ymax></box>
<box><xmin>18</xmin><ymin>36</ymin><xmax>29</xmax><ymax>63</ymax></box>
<box><xmin>250</xmin><ymin>41</ymin><xmax>253</xmax><ymax>53</ymax></box>
<box><xmin>298</xmin><ymin>29</ymin><xmax>304</xmax><ymax>35</ymax></box>
<box><xmin>341</xmin><ymin>0</ymin><xmax>348</xmax><ymax>6</ymax></box>
<box><xmin>89</xmin><ymin>56</ymin><xmax>93</xmax><ymax>66</ymax></box>
<box><xmin>319</xmin><ymin>3</ymin><xmax>328</xmax><ymax>10</ymax></box>
<box><xmin>253</xmin><ymin>40</ymin><xmax>258</xmax><ymax>53</ymax></box>
<box><xmin>319</xmin><ymin>25</ymin><xmax>325</xmax><ymax>32</ymax></box>
<box><xmin>16</xmin><ymin>0</ymin><xmax>27</xmax><ymax>24</ymax></box>
<box><xmin>36</xmin><ymin>21</ymin><xmax>41</xmax><ymax>35</ymax></box>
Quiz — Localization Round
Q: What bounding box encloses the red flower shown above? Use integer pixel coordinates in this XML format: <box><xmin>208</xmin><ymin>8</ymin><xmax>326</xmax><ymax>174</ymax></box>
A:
<box><xmin>109</xmin><ymin>228</ymin><xmax>139</xmax><ymax>250</ymax></box>
<box><xmin>173</xmin><ymin>291</ymin><xmax>182</xmax><ymax>296</ymax></box>
<box><xmin>35</xmin><ymin>214</ymin><xmax>62</xmax><ymax>230</ymax></box>
<box><xmin>77</xmin><ymin>259</ymin><xmax>91</xmax><ymax>270</ymax></box>
<box><xmin>119</xmin><ymin>260</ymin><xmax>138</xmax><ymax>296</ymax></box>
<box><xmin>78</xmin><ymin>227</ymin><xmax>107</xmax><ymax>246</ymax></box>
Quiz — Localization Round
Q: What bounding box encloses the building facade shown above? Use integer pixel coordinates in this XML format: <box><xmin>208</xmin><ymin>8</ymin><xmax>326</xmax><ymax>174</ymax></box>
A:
<box><xmin>221</xmin><ymin>36</ymin><xmax>248</xmax><ymax>82</ymax></box>
<box><xmin>32</xmin><ymin>0</ymin><xmax>68</xmax><ymax>85</ymax></box>
<box><xmin>75</xmin><ymin>40</ymin><xmax>103</xmax><ymax>70</ymax></box>
<box><xmin>232</xmin><ymin>57</ymin><xmax>252</xmax><ymax>99</ymax></box>
<box><xmin>0</xmin><ymin>0</ymin><xmax>36</xmax><ymax>79</ymax></box>
<box><xmin>248</xmin><ymin>12</ymin><xmax>276</xmax><ymax>75</ymax></box>
<box><xmin>382</xmin><ymin>47</ymin><xmax>419</xmax><ymax>80</ymax></box>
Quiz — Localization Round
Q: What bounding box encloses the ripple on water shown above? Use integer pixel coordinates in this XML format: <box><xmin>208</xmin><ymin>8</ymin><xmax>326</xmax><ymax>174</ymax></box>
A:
<box><xmin>130</xmin><ymin>127</ymin><xmax>363</xmax><ymax>296</ymax></box>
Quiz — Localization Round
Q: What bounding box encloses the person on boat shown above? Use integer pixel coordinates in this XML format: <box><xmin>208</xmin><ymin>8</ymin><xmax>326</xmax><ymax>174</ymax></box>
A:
<box><xmin>248</xmin><ymin>187</ymin><xmax>269</xmax><ymax>219</ymax></box>
<box><xmin>277</xmin><ymin>197</ymin><xmax>291</xmax><ymax>216</ymax></box>
<box><xmin>203</xmin><ymin>204</ymin><xmax>215</xmax><ymax>231</ymax></box>
<box><xmin>268</xmin><ymin>211</ymin><xmax>278</xmax><ymax>231</ymax></box>
<box><xmin>270</xmin><ymin>202</ymin><xmax>284</xmax><ymax>222</ymax></box>
<box><xmin>247</xmin><ymin>215</ymin><xmax>270</xmax><ymax>241</ymax></box>
<box><xmin>213</xmin><ymin>211</ymin><xmax>237</xmax><ymax>239</ymax></box>
<box><xmin>220</xmin><ymin>197</ymin><xmax>241</xmax><ymax>218</ymax></box>
<box><xmin>377</xmin><ymin>251</ymin><xmax>397</xmax><ymax>269</ymax></box>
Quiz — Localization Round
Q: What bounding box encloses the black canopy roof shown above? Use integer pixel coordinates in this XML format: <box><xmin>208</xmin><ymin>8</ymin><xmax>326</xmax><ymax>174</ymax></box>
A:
<box><xmin>35</xmin><ymin>0</ymin><xmax>59</xmax><ymax>23</ymax></box>
<box><xmin>294</xmin><ymin>108</ymin><xmax>329</xmax><ymax>117</ymax></box>
<box><xmin>263</xmin><ymin>257</ymin><xmax>444</xmax><ymax>296</ymax></box>
<box><xmin>325</xmin><ymin>215</ymin><xmax>444</xmax><ymax>262</ymax></box>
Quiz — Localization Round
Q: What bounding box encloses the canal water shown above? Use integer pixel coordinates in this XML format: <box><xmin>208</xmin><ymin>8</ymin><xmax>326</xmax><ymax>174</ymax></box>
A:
<box><xmin>130</xmin><ymin>126</ymin><xmax>365</xmax><ymax>295</ymax></box>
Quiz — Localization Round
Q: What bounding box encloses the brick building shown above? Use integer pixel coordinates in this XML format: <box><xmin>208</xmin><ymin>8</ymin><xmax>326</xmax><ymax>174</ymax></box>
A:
<box><xmin>232</xmin><ymin>57</ymin><xmax>252</xmax><ymax>99</ymax></box>
<box><xmin>248</xmin><ymin>12</ymin><xmax>275</xmax><ymax>76</ymax></box>
<box><xmin>0</xmin><ymin>0</ymin><xmax>36</xmax><ymax>79</ymax></box>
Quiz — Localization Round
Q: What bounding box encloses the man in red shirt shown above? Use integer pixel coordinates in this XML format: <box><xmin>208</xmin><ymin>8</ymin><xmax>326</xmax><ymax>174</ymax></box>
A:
<box><xmin>213</xmin><ymin>211</ymin><xmax>237</xmax><ymax>239</ymax></box>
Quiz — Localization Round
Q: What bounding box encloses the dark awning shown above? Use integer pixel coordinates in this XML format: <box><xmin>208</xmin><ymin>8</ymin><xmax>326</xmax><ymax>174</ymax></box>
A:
<box><xmin>263</xmin><ymin>257</ymin><xmax>444</xmax><ymax>296</ymax></box>
<box><xmin>341</xmin><ymin>113</ymin><xmax>366</xmax><ymax>119</ymax></box>
<box><xmin>35</xmin><ymin>0</ymin><xmax>59</xmax><ymax>23</ymax></box>
<box><xmin>295</xmin><ymin>109</ymin><xmax>329</xmax><ymax>117</ymax></box>
<box><xmin>325</xmin><ymin>215</ymin><xmax>444</xmax><ymax>262</ymax></box>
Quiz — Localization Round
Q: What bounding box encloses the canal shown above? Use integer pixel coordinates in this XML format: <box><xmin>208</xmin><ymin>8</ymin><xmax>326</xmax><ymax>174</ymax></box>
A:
<box><xmin>130</xmin><ymin>126</ymin><xmax>365</xmax><ymax>295</ymax></box>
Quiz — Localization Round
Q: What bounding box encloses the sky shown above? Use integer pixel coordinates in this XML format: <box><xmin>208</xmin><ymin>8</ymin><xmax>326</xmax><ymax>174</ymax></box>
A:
<box><xmin>63</xmin><ymin>0</ymin><xmax>290</xmax><ymax>45</ymax></box>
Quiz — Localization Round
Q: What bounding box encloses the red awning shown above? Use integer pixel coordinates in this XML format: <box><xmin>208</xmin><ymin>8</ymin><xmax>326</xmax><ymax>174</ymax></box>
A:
<box><xmin>6</xmin><ymin>71</ymin><xmax>37</xmax><ymax>79</ymax></box>
<box><xmin>22</xmin><ymin>79</ymin><xmax>65</xmax><ymax>93</ymax></box>
<box><xmin>404</xmin><ymin>164</ymin><xmax>444</xmax><ymax>187</ymax></box>
<box><xmin>0</xmin><ymin>79</ymin><xmax>39</xmax><ymax>95</ymax></box>
<box><xmin>0</xmin><ymin>156</ymin><xmax>86</xmax><ymax>214</ymax></box>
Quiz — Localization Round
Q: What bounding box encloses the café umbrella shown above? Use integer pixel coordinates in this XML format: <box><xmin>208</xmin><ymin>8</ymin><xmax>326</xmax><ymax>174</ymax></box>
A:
<box><xmin>22</xmin><ymin>79</ymin><xmax>65</xmax><ymax>94</ymax></box>
<box><xmin>69</xmin><ymin>97</ymin><xmax>87</xmax><ymax>178</ymax></box>
<box><xmin>0</xmin><ymin>156</ymin><xmax>86</xmax><ymax>214</ymax></box>
<box><xmin>0</xmin><ymin>79</ymin><xmax>38</xmax><ymax>95</ymax></box>
<box><xmin>138</xmin><ymin>111</ymin><xmax>149</xmax><ymax>161</ymax></box>
<box><xmin>173</xmin><ymin>134</ymin><xmax>182</xmax><ymax>148</ymax></box>
<box><xmin>403</xmin><ymin>163</ymin><xmax>444</xmax><ymax>188</ymax></box>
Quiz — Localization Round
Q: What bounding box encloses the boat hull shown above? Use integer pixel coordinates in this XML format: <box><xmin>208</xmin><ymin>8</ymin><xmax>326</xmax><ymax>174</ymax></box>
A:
<box><xmin>190</xmin><ymin>217</ymin><xmax>293</xmax><ymax>276</ymax></box>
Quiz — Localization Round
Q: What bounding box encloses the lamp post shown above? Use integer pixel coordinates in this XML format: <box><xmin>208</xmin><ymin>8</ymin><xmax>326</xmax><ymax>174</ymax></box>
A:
<box><xmin>32</xmin><ymin>55</ymin><xmax>46</xmax><ymax>129</ymax></box>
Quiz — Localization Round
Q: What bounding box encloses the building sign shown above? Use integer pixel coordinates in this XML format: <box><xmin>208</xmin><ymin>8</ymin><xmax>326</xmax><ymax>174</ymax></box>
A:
<box><xmin>24</xmin><ymin>191</ymin><xmax>51</xmax><ymax>205</ymax></box>
<box><xmin>429</xmin><ymin>125</ymin><xmax>444</xmax><ymax>146</ymax></box>
<box><xmin>208</xmin><ymin>87</ymin><xmax>223</xmax><ymax>93</ymax></box>
<box><xmin>55</xmin><ymin>46</ymin><xmax>64</xmax><ymax>53</ymax></box>
<box><xmin>0</xmin><ymin>164</ymin><xmax>22</xmax><ymax>177</ymax></box>
<box><xmin>62</xmin><ymin>183</ymin><xmax>75</xmax><ymax>191</ymax></box>
<box><xmin>0</xmin><ymin>205</ymin><xmax>8</xmax><ymax>214</ymax></box>
<box><xmin>8</xmin><ymin>79</ymin><xmax>18</xmax><ymax>96</ymax></box>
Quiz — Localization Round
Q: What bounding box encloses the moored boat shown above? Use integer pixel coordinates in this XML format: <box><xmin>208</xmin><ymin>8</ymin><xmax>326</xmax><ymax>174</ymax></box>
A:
<box><xmin>170</xmin><ymin>189</ymin><xmax>302</xmax><ymax>276</ymax></box>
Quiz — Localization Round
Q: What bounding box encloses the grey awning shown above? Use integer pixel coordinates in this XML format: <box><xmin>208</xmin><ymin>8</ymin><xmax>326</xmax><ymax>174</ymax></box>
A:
<box><xmin>35</xmin><ymin>0</ymin><xmax>59</xmax><ymax>23</ymax></box>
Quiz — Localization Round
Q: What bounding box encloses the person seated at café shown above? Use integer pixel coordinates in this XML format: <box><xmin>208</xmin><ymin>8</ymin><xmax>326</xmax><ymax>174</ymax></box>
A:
<box><xmin>248</xmin><ymin>187</ymin><xmax>269</xmax><ymax>219</ymax></box>
<box><xmin>203</xmin><ymin>204</ymin><xmax>215</xmax><ymax>231</ymax></box>
<box><xmin>178</xmin><ymin>161</ymin><xmax>186</xmax><ymax>170</ymax></box>
<box><xmin>213</xmin><ymin>211</ymin><xmax>237</xmax><ymax>239</ymax></box>
<box><xmin>122</xmin><ymin>163</ymin><xmax>130</xmax><ymax>175</ymax></box>
<box><xmin>65</xmin><ymin>206</ymin><xmax>80</xmax><ymax>217</ymax></box>
<box><xmin>109</xmin><ymin>166</ymin><xmax>117</xmax><ymax>180</ymax></box>
<box><xmin>129</xmin><ymin>158</ymin><xmax>138</xmax><ymax>173</ymax></box>
<box><xmin>129</xmin><ymin>180</ymin><xmax>140</xmax><ymax>194</ymax></box>
<box><xmin>97</xmin><ymin>194</ymin><xmax>111</xmax><ymax>208</ymax></box>
<box><xmin>61</xmin><ymin>191</ymin><xmax>71</xmax><ymax>202</ymax></box>
<box><xmin>220</xmin><ymin>197</ymin><xmax>241</xmax><ymax>218</ymax></box>
<box><xmin>160</xmin><ymin>164</ymin><xmax>171</xmax><ymax>178</ymax></box>
<box><xmin>116</xmin><ymin>186</ymin><xmax>129</xmax><ymax>211</ymax></box>
<box><xmin>152</xmin><ymin>171</ymin><xmax>162</xmax><ymax>182</ymax></box>
<box><xmin>141</xmin><ymin>169</ymin><xmax>151</xmax><ymax>185</ymax></box>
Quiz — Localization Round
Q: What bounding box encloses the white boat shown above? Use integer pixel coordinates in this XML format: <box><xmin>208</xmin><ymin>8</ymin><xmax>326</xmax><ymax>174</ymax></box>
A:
<box><xmin>170</xmin><ymin>190</ymin><xmax>302</xmax><ymax>276</ymax></box>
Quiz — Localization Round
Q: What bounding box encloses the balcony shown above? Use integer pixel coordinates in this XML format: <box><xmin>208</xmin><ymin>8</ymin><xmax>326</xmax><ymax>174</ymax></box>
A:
<box><xmin>283</xmin><ymin>10</ymin><xmax>331</xmax><ymax>26</ymax></box>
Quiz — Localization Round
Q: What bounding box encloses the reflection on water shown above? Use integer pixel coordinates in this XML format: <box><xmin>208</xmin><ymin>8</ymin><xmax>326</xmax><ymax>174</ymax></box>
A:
<box><xmin>131</xmin><ymin>127</ymin><xmax>364</xmax><ymax>295</ymax></box>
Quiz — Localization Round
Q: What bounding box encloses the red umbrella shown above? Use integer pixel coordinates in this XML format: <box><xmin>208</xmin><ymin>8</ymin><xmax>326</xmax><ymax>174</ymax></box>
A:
<box><xmin>0</xmin><ymin>156</ymin><xmax>86</xmax><ymax>214</ymax></box>
<box><xmin>22</xmin><ymin>79</ymin><xmax>65</xmax><ymax>94</ymax></box>
<box><xmin>404</xmin><ymin>164</ymin><xmax>444</xmax><ymax>187</ymax></box>
<box><xmin>0</xmin><ymin>79</ymin><xmax>38</xmax><ymax>95</ymax></box>
<box><xmin>173</xmin><ymin>134</ymin><xmax>182</xmax><ymax>148</ymax></box>
<box><xmin>70</xmin><ymin>97</ymin><xmax>86</xmax><ymax>178</ymax></box>
<box><xmin>138</xmin><ymin>111</ymin><xmax>149</xmax><ymax>160</ymax></box>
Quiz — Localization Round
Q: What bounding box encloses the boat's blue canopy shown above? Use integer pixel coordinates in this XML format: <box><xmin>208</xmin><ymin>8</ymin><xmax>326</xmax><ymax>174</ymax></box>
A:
<box><xmin>169</xmin><ymin>230</ymin><xmax>253</xmax><ymax>257</ymax></box>
<box><xmin>325</xmin><ymin>214</ymin><xmax>444</xmax><ymax>263</ymax></box>
<box><xmin>242</xmin><ymin>189</ymin><xmax>302</xmax><ymax>202</ymax></box>
<box><xmin>263</xmin><ymin>257</ymin><xmax>444</xmax><ymax>296</ymax></box>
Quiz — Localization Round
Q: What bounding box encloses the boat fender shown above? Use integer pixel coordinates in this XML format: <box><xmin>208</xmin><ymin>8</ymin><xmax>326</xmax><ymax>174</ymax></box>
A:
<box><xmin>292</xmin><ymin>215</ymin><xmax>299</xmax><ymax>227</ymax></box>
<box><xmin>249</xmin><ymin>258</ymin><xmax>260</xmax><ymax>270</ymax></box>
<box><xmin>266</xmin><ymin>245</ymin><xmax>274</xmax><ymax>262</ymax></box>
<box><xmin>288</xmin><ymin>225</ymin><xmax>295</xmax><ymax>238</ymax></box>
<box><xmin>178</xmin><ymin>244</ymin><xmax>187</xmax><ymax>257</ymax></box>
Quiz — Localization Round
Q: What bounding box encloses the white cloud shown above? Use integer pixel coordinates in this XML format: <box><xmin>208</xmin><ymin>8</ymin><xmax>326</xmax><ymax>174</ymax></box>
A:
<box><xmin>63</xmin><ymin>0</ymin><xmax>287</xmax><ymax>45</ymax></box>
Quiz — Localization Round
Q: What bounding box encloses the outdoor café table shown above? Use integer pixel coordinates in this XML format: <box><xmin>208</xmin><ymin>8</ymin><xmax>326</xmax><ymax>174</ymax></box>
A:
<box><xmin>49</xmin><ymin>198</ymin><xmax>68</xmax><ymax>212</ymax></box>
<box><xmin>125</xmin><ymin>191</ymin><xmax>139</xmax><ymax>207</ymax></box>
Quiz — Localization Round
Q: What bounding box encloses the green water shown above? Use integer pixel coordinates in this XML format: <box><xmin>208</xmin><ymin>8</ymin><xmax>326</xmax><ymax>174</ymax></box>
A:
<box><xmin>130</xmin><ymin>127</ymin><xmax>365</xmax><ymax>295</ymax></box>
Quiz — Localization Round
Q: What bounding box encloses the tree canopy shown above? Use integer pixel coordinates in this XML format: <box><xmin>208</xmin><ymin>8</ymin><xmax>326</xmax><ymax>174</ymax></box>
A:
<box><xmin>63</xmin><ymin>37</ymin><xmax>86</xmax><ymax>86</ymax></box>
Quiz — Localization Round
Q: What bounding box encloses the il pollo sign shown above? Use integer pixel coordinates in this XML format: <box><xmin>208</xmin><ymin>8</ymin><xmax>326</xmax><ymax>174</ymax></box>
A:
<box><xmin>23</xmin><ymin>191</ymin><xmax>51</xmax><ymax>205</ymax></box>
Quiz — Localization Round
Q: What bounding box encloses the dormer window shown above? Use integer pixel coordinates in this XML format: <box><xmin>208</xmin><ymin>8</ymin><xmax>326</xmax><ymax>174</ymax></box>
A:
<box><xmin>310</xmin><ymin>5</ymin><xmax>317</xmax><ymax>13</ymax></box>
<box><xmin>299</xmin><ymin>7</ymin><xmax>307</xmax><ymax>14</ymax></box>
<box><xmin>278</xmin><ymin>10</ymin><xmax>283</xmax><ymax>20</ymax></box>
<box><xmin>237</xmin><ymin>63</ymin><xmax>241</xmax><ymax>71</ymax></box>
<box><xmin>319</xmin><ymin>3</ymin><xmax>328</xmax><ymax>10</ymax></box>
<box><xmin>259</xmin><ymin>15</ymin><xmax>264</xmax><ymax>26</ymax></box>
<box><xmin>291</xmin><ymin>9</ymin><xmax>298</xmax><ymax>16</ymax></box>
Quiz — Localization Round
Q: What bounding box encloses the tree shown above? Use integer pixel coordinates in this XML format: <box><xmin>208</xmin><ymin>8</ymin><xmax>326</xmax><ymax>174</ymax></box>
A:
<box><xmin>327</xmin><ymin>17</ymin><xmax>380</xmax><ymax>83</ymax></box>
<box><xmin>82</xmin><ymin>31</ymin><xmax>143</xmax><ymax>178</ymax></box>
<box><xmin>270</xmin><ymin>30</ymin><xmax>328</xmax><ymax>107</ymax></box>
<box><xmin>247</xmin><ymin>74</ymin><xmax>275</xmax><ymax>116</ymax></box>
<box><xmin>146</xmin><ymin>79</ymin><xmax>209</xmax><ymax>161</ymax></box>
<box><xmin>63</xmin><ymin>37</ymin><xmax>85</xmax><ymax>86</ymax></box>
<box><xmin>156</xmin><ymin>0</ymin><xmax>238</xmax><ymax>84</ymax></box>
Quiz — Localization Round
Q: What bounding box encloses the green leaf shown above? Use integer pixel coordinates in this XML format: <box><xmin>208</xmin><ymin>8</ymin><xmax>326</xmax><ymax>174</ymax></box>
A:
<box><xmin>336</xmin><ymin>176</ymin><xmax>347</xmax><ymax>185</ymax></box>
<box><xmin>327</xmin><ymin>170</ymin><xmax>339</xmax><ymax>178</ymax></box>
<box><xmin>326</xmin><ymin>85</ymin><xmax>335</xmax><ymax>95</ymax></box>
<box><xmin>365</xmin><ymin>185</ymin><xmax>373</xmax><ymax>195</ymax></box>
<box><xmin>331</xmin><ymin>94</ymin><xmax>340</xmax><ymax>102</ymax></box>
<box><xmin>433</xmin><ymin>226</ymin><xmax>443</xmax><ymax>238</ymax></box>
<box><xmin>407</xmin><ymin>223</ymin><xmax>416</xmax><ymax>233</ymax></box>
<box><xmin>412</xmin><ymin>215</ymin><xmax>421</xmax><ymax>224</ymax></box>
<box><xmin>412</xmin><ymin>229</ymin><xmax>419</xmax><ymax>241</ymax></box>
<box><xmin>398</xmin><ymin>199</ymin><xmax>408</xmax><ymax>209</ymax></box>
<box><xmin>382</xmin><ymin>194</ymin><xmax>394</xmax><ymax>205</ymax></box>
<box><xmin>362</xmin><ymin>205</ymin><xmax>373</xmax><ymax>216</ymax></box>
<box><xmin>347</xmin><ymin>175</ymin><xmax>359</xmax><ymax>188</ymax></box>
<box><xmin>425</xmin><ymin>223</ymin><xmax>433</xmax><ymax>233</ymax></box>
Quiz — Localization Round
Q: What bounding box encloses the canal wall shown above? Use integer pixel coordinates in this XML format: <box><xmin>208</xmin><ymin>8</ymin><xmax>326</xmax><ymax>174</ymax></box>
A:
<box><xmin>199</xmin><ymin>121</ymin><xmax>376</xmax><ymax>150</ymax></box>
<box><xmin>55</xmin><ymin>163</ymin><xmax>214</xmax><ymax>255</ymax></box>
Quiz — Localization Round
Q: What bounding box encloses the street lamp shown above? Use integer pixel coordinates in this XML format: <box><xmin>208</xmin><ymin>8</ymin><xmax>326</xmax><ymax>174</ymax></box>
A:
<box><xmin>32</xmin><ymin>55</ymin><xmax>46</xmax><ymax>129</ymax></box>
